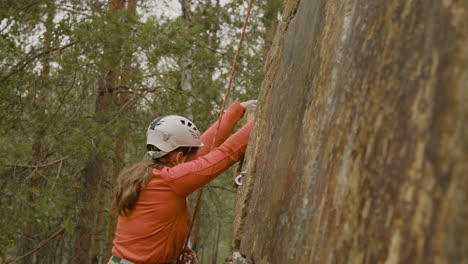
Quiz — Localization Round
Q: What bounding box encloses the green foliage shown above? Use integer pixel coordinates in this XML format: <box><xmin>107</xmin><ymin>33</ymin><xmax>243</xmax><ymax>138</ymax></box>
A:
<box><xmin>0</xmin><ymin>0</ymin><xmax>283</xmax><ymax>262</ymax></box>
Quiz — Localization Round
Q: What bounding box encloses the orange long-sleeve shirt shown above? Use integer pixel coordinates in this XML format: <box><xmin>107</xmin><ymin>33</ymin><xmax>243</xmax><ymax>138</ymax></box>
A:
<box><xmin>112</xmin><ymin>102</ymin><xmax>253</xmax><ymax>263</ymax></box>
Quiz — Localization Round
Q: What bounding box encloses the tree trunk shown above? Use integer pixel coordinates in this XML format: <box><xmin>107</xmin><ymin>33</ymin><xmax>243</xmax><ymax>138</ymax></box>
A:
<box><xmin>72</xmin><ymin>1</ymin><xmax>126</xmax><ymax>263</ymax></box>
<box><xmin>262</xmin><ymin>0</ymin><xmax>280</xmax><ymax>61</ymax></box>
<box><xmin>232</xmin><ymin>0</ymin><xmax>468</xmax><ymax>263</ymax></box>
<box><xmin>103</xmin><ymin>0</ymin><xmax>137</xmax><ymax>260</ymax></box>
<box><xmin>19</xmin><ymin>3</ymin><xmax>55</xmax><ymax>263</ymax></box>
<box><xmin>179</xmin><ymin>0</ymin><xmax>194</xmax><ymax>118</ymax></box>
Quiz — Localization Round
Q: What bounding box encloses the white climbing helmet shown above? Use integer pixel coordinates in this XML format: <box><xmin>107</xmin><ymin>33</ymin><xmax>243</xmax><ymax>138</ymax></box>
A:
<box><xmin>146</xmin><ymin>115</ymin><xmax>204</xmax><ymax>159</ymax></box>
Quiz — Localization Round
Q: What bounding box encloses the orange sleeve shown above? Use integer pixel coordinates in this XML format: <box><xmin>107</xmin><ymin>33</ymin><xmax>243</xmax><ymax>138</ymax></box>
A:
<box><xmin>159</xmin><ymin>120</ymin><xmax>254</xmax><ymax>197</ymax></box>
<box><xmin>195</xmin><ymin>101</ymin><xmax>244</xmax><ymax>158</ymax></box>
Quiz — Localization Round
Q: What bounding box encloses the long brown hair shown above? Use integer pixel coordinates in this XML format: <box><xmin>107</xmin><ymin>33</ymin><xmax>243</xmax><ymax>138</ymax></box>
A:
<box><xmin>112</xmin><ymin>160</ymin><xmax>163</xmax><ymax>216</ymax></box>
<box><xmin>112</xmin><ymin>147</ymin><xmax>196</xmax><ymax>216</ymax></box>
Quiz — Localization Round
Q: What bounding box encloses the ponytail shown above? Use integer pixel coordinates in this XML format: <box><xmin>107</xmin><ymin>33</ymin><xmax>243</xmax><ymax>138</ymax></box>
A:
<box><xmin>112</xmin><ymin>160</ymin><xmax>163</xmax><ymax>216</ymax></box>
<box><xmin>112</xmin><ymin>147</ymin><xmax>197</xmax><ymax>216</ymax></box>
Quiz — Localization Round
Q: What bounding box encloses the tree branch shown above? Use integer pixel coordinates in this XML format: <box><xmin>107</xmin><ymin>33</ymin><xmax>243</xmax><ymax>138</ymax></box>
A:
<box><xmin>106</xmin><ymin>97</ymin><xmax>134</xmax><ymax>125</ymax></box>
<box><xmin>7</xmin><ymin>157</ymin><xmax>69</xmax><ymax>169</ymax></box>
<box><xmin>0</xmin><ymin>1</ymin><xmax>42</xmax><ymax>34</ymax></box>
<box><xmin>1</xmin><ymin>41</ymin><xmax>78</xmax><ymax>82</ymax></box>
<box><xmin>6</xmin><ymin>227</ymin><xmax>65</xmax><ymax>264</ymax></box>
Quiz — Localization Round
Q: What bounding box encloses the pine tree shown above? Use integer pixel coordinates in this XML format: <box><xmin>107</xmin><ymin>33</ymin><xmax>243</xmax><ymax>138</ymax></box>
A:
<box><xmin>0</xmin><ymin>0</ymin><xmax>283</xmax><ymax>262</ymax></box>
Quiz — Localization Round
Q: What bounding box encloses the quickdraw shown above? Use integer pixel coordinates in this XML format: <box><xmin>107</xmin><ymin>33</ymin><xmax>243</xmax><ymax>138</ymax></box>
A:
<box><xmin>235</xmin><ymin>171</ymin><xmax>247</xmax><ymax>186</ymax></box>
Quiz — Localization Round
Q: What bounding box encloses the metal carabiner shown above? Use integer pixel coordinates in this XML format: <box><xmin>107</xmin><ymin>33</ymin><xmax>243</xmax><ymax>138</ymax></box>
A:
<box><xmin>235</xmin><ymin>171</ymin><xmax>247</xmax><ymax>186</ymax></box>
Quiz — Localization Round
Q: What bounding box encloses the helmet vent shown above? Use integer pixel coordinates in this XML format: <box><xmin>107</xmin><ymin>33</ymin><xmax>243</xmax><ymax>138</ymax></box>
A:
<box><xmin>187</xmin><ymin>122</ymin><xmax>192</xmax><ymax>127</ymax></box>
<box><xmin>180</xmin><ymin>120</ymin><xmax>185</xmax><ymax>125</ymax></box>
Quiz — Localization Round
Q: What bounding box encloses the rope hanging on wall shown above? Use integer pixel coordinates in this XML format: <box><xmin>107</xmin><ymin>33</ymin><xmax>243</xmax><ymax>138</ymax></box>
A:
<box><xmin>181</xmin><ymin>0</ymin><xmax>256</xmax><ymax>260</ymax></box>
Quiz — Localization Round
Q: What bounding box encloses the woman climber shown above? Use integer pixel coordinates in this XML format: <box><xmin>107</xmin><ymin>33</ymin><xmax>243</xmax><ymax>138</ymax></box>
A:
<box><xmin>109</xmin><ymin>100</ymin><xmax>257</xmax><ymax>264</ymax></box>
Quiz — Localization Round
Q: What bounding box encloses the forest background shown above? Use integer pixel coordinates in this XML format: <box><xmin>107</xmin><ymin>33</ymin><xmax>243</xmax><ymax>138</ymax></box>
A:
<box><xmin>0</xmin><ymin>0</ymin><xmax>283</xmax><ymax>263</ymax></box>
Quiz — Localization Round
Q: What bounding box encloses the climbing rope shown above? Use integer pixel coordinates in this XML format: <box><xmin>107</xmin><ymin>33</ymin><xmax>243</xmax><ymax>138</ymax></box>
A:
<box><xmin>181</xmin><ymin>0</ymin><xmax>255</xmax><ymax>260</ymax></box>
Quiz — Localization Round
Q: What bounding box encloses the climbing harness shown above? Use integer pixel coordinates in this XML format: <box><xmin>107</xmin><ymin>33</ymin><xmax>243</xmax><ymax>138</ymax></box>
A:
<box><xmin>179</xmin><ymin>0</ymin><xmax>256</xmax><ymax>261</ymax></box>
<box><xmin>108</xmin><ymin>256</ymin><xmax>135</xmax><ymax>264</ymax></box>
<box><xmin>235</xmin><ymin>171</ymin><xmax>247</xmax><ymax>186</ymax></box>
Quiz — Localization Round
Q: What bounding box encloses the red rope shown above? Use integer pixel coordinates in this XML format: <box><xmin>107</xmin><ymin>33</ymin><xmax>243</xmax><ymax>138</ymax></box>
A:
<box><xmin>182</xmin><ymin>0</ymin><xmax>255</xmax><ymax>256</ymax></box>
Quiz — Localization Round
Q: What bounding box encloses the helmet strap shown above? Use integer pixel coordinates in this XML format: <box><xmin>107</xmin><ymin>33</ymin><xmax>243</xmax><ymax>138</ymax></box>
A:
<box><xmin>180</xmin><ymin>147</ymin><xmax>192</xmax><ymax>163</ymax></box>
<box><xmin>158</xmin><ymin>158</ymin><xmax>177</xmax><ymax>166</ymax></box>
<box><xmin>159</xmin><ymin>147</ymin><xmax>192</xmax><ymax>166</ymax></box>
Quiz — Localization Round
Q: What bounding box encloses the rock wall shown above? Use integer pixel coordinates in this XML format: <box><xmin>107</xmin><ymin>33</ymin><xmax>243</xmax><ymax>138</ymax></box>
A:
<box><xmin>233</xmin><ymin>0</ymin><xmax>468</xmax><ymax>263</ymax></box>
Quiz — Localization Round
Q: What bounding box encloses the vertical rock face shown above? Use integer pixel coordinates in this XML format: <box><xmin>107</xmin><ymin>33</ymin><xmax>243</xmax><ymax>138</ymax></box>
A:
<box><xmin>238</xmin><ymin>0</ymin><xmax>468</xmax><ymax>263</ymax></box>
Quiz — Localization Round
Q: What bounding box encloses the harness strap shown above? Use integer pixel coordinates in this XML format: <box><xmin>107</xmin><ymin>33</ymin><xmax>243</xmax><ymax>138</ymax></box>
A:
<box><xmin>108</xmin><ymin>256</ymin><xmax>135</xmax><ymax>264</ymax></box>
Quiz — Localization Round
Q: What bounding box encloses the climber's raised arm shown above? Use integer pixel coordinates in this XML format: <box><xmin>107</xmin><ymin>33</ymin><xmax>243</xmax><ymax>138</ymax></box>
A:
<box><xmin>193</xmin><ymin>100</ymin><xmax>257</xmax><ymax>158</ymax></box>
<box><xmin>157</xmin><ymin>120</ymin><xmax>254</xmax><ymax>197</ymax></box>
